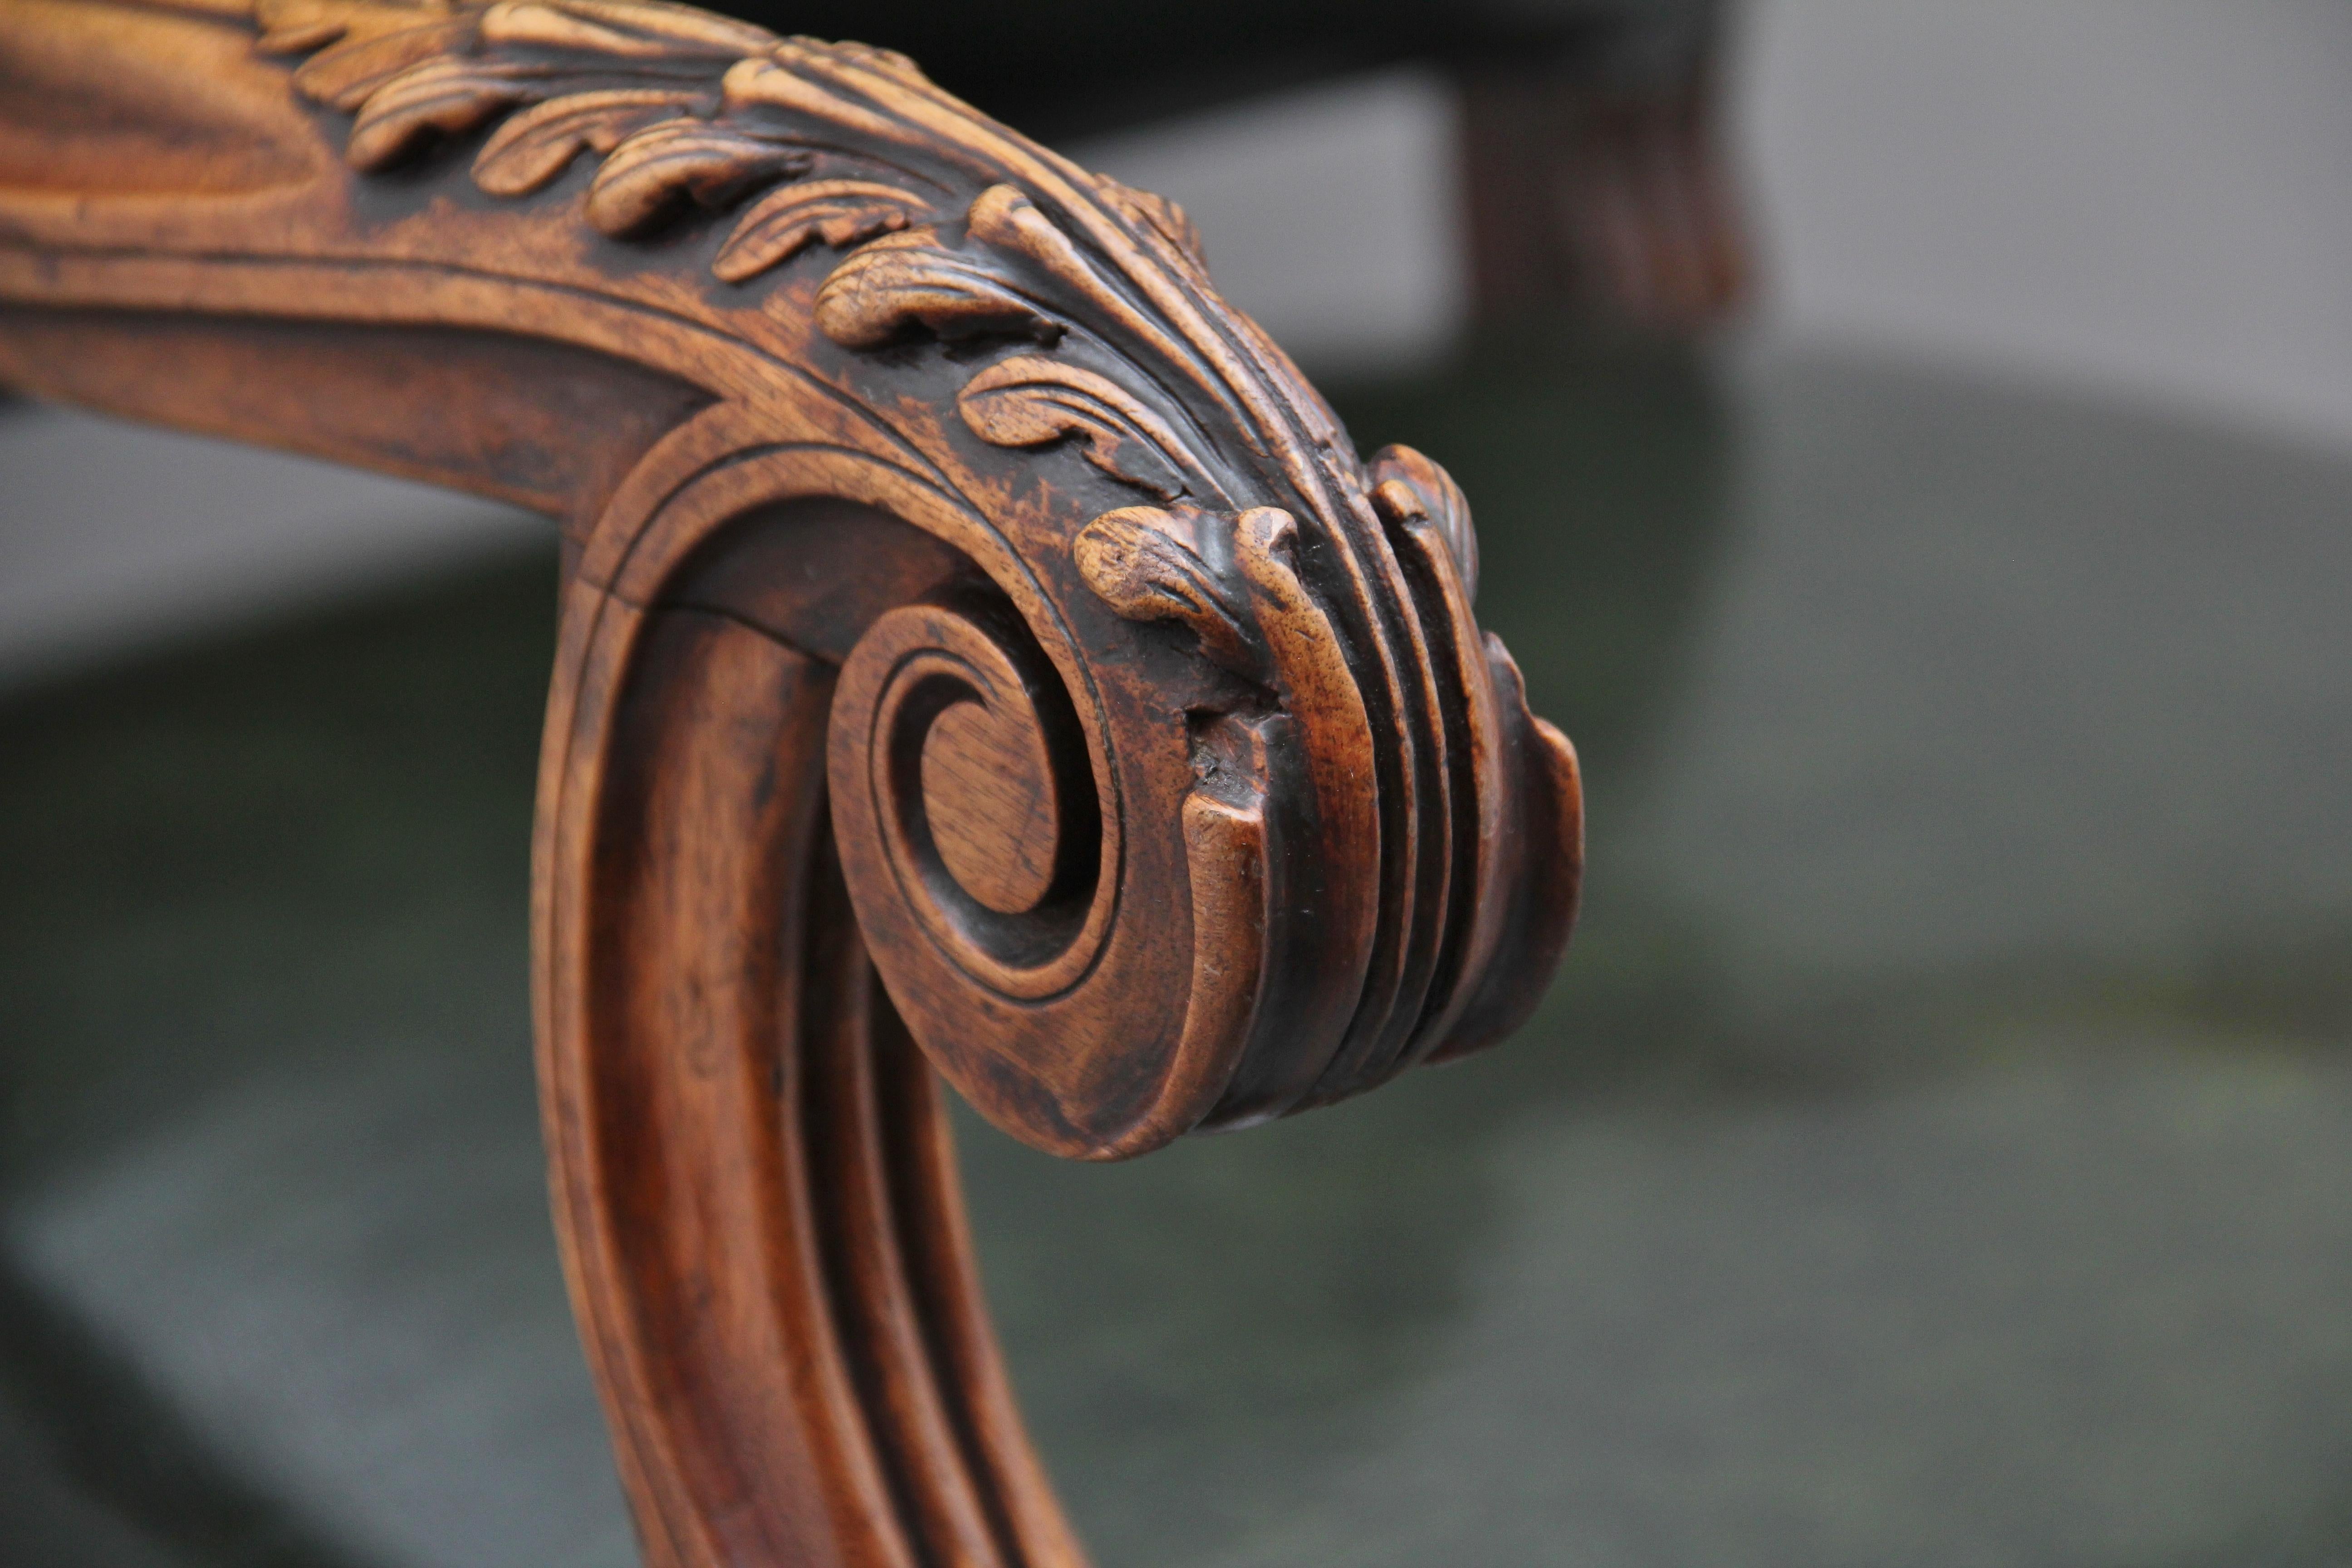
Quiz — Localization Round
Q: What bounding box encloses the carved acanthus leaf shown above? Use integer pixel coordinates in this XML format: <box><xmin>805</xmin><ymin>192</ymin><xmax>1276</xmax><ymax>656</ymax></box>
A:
<box><xmin>472</xmin><ymin>88</ymin><xmax>700</xmax><ymax>196</ymax></box>
<box><xmin>265</xmin><ymin>1</ymin><xmax>949</xmax><ymax>287</ymax></box>
<box><xmin>489</xmin><ymin>0</ymin><xmax>774</xmax><ymax>55</ymax></box>
<box><xmin>345</xmin><ymin>56</ymin><xmax>554</xmax><ymax>167</ymax></box>
<box><xmin>258</xmin><ymin>1</ymin><xmax>1240</xmax><ymax>527</ymax></box>
<box><xmin>583</xmin><ymin>118</ymin><xmax>808</xmax><ymax>234</ymax></box>
<box><xmin>255</xmin><ymin>0</ymin><xmax>1233</xmax><ymax>413</ymax></box>
<box><xmin>288</xmin><ymin>14</ymin><xmax>473</xmax><ymax>108</ymax></box>
<box><xmin>958</xmin><ymin>357</ymin><xmax>1205</xmax><ymax>503</ymax></box>
<box><xmin>720</xmin><ymin>52</ymin><xmax>926</xmax><ymax>151</ymax></box>
<box><xmin>1074</xmin><ymin>508</ymin><xmax>1259</xmax><ymax>677</ymax></box>
<box><xmin>779</xmin><ymin>34</ymin><xmax>930</xmax><ymax>88</ymax></box>
<box><xmin>256</xmin><ymin>0</ymin><xmax>464</xmax><ymax>58</ymax></box>
<box><xmin>814</xmin><ymin>228</ymin><xmax>1061</xmax><ymax>349</ymax></box>
<box><xmin>715</xmin><ymin>180</ymin><xmax>931</xmax><ymax>282</ymax></box>
<box><xmin>475</xmin><ymin>0</ymin><xmax>727</xmax><ymax>56</ymax></box>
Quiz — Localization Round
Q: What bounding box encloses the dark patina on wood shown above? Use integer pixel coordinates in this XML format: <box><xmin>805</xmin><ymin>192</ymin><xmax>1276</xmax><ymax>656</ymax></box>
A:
<box><xmin>0</xmin><ymin>2</ymin><xmax>1583</xmax><ymax>1562</ymax></box>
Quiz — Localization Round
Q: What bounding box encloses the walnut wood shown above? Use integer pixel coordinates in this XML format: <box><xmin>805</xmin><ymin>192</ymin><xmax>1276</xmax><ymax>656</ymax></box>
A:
<box><xmin>0</xmin><ymin>3</ymin><xmax>1583</xmax><ymax>1563</ymax></box>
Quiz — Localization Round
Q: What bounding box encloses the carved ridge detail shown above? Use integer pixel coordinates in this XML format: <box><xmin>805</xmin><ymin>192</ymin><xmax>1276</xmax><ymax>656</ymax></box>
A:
<box><xmin>254</xmin><ymin>1</ymin><xmax>1235</xmax><ymax>516</ymax></box>
<box><xmin>240</xmin><ymin>0</ymin><xmax>1584</xmax><ymax>1148</ymax></box>
<box><xmin>243</xmin><ymin>0</ymin><xmax>1580</xmax><ymax>1114</ymax></box>
<box><xmin>261</xmin><ymin>0</ymin><xmax>942</xmax><ymax>285</ymax></box>
<box><xmin>959</xmin><ymin>358</ymin><xmax>1211</xmax><ymax>505</ymax></box>
<box><xmin>0</xmin><ymin>2</ymin><xmax>1591</xmax><ymax>1564</ymax></box>
<box><xmin>1073</xmin><ymin>506</ymin><xmax>1260</xmax><ymax>678</ymax></box>
<box><xmin>713</xmin><ymin>176</ymin><xmax>929</xmax><ymax>279</ymax></box>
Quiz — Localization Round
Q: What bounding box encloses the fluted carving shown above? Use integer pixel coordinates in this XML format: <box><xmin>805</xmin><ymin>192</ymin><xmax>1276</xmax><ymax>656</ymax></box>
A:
<box><xmin>238</xmin><ymin>0</ymin><xmax>1580</xmax><ymax>1154</ymax></box>
<box><xmin>0</xmin><ymin>1</ymin><xmax>1581</xmax><ymax>1561</ymax></box>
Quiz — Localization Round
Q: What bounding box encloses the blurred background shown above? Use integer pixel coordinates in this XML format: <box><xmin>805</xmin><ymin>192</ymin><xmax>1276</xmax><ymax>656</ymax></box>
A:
<box><xmin>4</xmin><ymin>2</ymin><xmax>2352</xmax><ymax>1564</ymax></box>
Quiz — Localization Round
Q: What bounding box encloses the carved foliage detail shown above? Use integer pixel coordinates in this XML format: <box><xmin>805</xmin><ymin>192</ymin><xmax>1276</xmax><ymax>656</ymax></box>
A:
<box><xmin>259</xmin><ymin>0</ymin><xmax>940</xmax><ymax>280</ymax></box>
<box><xmin>1073</xmin><ymin>508</ymin><xmax>1259</xmax><ymax>677</ymax></box>
<box><xmin>472</xmin><ymin>88</ymin><xmax>700</xmax><ymax>196</ymax></box>
<box><xmin>715</xmin><ymin>179</ymin><xmax>929</xmax><ymax>280</ymax></box>
<box><xmin>258</xmin><ymin>1</ymin><xmax>1260</xmax><ymax>515</ymax></box>
<box><xmin>1368</xmin><ymin>443</ymin><xmax>1480</xmax><ymax>603</ymax></box>
<box><xmin>227</xmin><ymin>0</ymin><xmax>1576</xmax><ymax>1204</ymax></box>
<box><xmin>813</xmin><ymin>225</ymin><xmax>1062</xmax><ymax>348</ymax></box>
<box><xmin>256</xmin><ymin>2</ymin><xmax>1240</xmax><ymax>513</ymax></box>
<box><xmin>959</xmin><ymin>358</ymin><xmax>1204</xmax><ymax>503</ymax></box>
<box><xmin>1093</xmin><ymin>175</ymin><xmax>1207</xmax><ymax>274</ymax></box>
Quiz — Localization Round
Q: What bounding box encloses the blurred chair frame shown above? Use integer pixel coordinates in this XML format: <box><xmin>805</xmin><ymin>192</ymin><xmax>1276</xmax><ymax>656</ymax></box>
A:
<box><xmin>0</xmin><ymin>2</ymin><xmax>1580</xmax><ymax>1563</ymax></box>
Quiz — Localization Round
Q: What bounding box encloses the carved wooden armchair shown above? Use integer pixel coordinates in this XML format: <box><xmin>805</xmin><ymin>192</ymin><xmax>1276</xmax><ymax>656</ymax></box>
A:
<box><xmin>0</xmin><ymin>3</ymin><xmax>1582</xmax><ymax>1562</ymax></box>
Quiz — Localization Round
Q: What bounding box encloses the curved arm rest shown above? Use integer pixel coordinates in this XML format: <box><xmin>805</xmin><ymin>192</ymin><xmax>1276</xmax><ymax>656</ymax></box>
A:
<box><xmin>0</xmin><ymin>2</ymin><xmax>1583</xmax><ymax>1562</ymax></box>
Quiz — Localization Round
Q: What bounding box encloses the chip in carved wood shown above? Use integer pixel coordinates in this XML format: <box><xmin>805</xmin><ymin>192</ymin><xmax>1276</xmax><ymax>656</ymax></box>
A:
<box><xmin>0</xmin><ymin>3</ymin><xmax>1584</xmax><ymax>1562</ymax></box>
<box><xmin>223</xmin><ymin>0</ymin><xmax>1581</xmax><ymax>1156</ymax></box>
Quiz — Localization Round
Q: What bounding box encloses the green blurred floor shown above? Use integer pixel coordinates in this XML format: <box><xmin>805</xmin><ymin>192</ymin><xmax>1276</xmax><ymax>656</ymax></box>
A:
<box><xmin>4</xmin><ymin>338</ymin><xmax>2350</xmax><ymax>1567</ymax></box>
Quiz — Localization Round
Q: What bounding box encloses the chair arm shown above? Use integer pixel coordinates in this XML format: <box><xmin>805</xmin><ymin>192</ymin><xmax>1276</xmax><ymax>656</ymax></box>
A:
<box><xmin>0</xmin><ymin>4</ymin><xmax>1582</xmax><ymax>1562</ymax></box>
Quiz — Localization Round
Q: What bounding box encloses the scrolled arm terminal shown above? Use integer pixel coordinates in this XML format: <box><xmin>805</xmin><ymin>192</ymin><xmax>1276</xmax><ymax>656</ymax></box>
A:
<box><xmin>0</xmin><ymin>2</ymin><xmax>1581</xmax><ymax>1563</ymax></box>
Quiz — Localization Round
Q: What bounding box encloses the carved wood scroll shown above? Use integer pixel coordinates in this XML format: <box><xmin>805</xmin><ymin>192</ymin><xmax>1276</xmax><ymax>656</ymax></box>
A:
<box><xmin>0</xmin><ymin>2</ymin><xmax>1583</xmax><ymax>1563</ymax></box>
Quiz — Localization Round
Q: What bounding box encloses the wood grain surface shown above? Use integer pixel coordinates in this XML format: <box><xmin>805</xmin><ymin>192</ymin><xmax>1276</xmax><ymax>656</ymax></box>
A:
<box><xmin>0</xmin><ymin>2</ymin><xmax>1583</xmax><ymax>1562</ymax></box>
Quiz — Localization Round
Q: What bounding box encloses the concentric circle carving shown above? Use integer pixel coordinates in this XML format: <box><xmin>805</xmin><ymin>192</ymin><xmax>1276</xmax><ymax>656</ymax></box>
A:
<box><xmin>834</xmin><ymin>593</ymin><xmax>1106</xmax><ymax>995</ymax></box>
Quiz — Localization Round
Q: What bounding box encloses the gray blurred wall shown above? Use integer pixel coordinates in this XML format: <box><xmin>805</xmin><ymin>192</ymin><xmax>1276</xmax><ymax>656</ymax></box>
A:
<box><xmin>1738</xmin><ymin>0</ymin><xmax>2352</xmax><ymax>450</ymax></box>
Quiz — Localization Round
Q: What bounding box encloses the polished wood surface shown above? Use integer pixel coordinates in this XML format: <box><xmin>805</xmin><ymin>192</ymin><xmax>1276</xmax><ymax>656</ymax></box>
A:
<box><xmin>0</xmin><ymin>2</ymin><xmax>1582</xmax><ymax>1562</ymax></box>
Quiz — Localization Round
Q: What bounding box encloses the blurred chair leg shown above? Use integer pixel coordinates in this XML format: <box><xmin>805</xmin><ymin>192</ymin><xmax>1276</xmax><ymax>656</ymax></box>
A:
<box><xmin>1456</xmin><ymin>52</ymin><xmax>1749</xmax><ymax>332</ymax></box>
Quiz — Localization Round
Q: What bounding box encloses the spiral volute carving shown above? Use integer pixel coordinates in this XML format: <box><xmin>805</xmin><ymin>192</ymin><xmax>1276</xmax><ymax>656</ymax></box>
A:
<box><xmin>818</xmin><ymin>482</ymin><xmax>1581</xmax><ymax>1158</ymax></box>
<box><xmin>0</xmin><ymin>4</ymin><xmax>1597</xmax><ymax>1563</ymax></box>
<box><xmin>231</xmin><ymin>0</ymin><xmax>1585</xmax><ymax>1158</ymax></box>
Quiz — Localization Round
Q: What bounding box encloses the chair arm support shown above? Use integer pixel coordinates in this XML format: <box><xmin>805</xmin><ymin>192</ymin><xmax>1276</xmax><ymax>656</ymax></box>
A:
<box><xmin>0</xmin><ymin>3</ymin><xmax>1582</xmax><ymax>1562</ymax></box>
